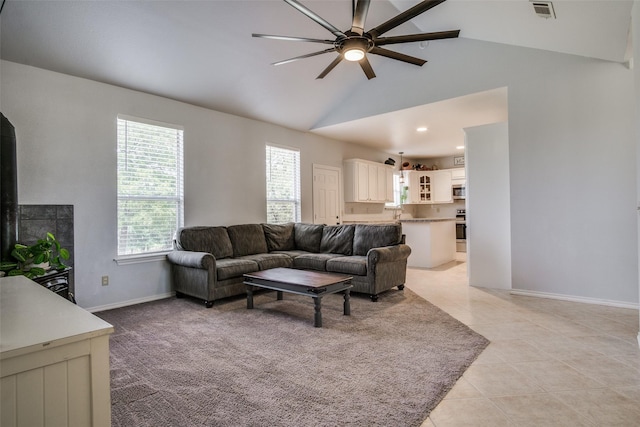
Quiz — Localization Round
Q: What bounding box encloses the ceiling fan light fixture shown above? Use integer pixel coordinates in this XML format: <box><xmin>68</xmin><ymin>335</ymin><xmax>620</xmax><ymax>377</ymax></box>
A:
<box><xmin>344</xmin><ymin>47</ymin><xmax>365</xmax><ymax>61</ymax></box>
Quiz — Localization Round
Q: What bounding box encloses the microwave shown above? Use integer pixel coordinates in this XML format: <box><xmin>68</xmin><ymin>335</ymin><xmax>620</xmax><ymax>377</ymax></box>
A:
<box><xmin>452</xmin><ymin>184</ymin><xmax>465</xmax><ymax>200</ymax></box>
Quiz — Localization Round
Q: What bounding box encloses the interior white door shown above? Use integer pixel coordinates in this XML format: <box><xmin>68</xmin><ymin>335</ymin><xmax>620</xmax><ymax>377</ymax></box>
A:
<box><xmin>313</xmin><ymin>164</ymin><xmax>341</xmax><ymax>225</ymax></box>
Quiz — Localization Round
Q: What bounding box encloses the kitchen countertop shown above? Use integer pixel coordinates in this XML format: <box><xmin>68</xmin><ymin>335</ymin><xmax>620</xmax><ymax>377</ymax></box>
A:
<box><xmin>399</xmin><ymin>217</ymin><xmax>456</xmax><ymax>222</ymax></box>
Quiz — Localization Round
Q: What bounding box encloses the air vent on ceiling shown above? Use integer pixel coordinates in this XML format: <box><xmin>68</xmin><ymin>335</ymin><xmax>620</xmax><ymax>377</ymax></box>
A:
<box><xmin>531</xmin><ymin>1</ymin><xmax>556</xmax><ymax>19</ymax></box>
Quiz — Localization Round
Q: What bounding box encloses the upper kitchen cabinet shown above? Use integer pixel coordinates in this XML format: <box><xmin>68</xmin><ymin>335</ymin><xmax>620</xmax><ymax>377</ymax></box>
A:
<box><xmin>451</xmin><ymin>168</ymin><xmax>465</xmax><ymax>184</ymax></box>
<box><xmin>344</xmin><ymin>159</ymin><xmax>393</xmax><ymax>203</ymax></box>
<box><xmin>407</xmin><ymin>170</ymin><xmax>453</xmax><ymax>204</ymax></box>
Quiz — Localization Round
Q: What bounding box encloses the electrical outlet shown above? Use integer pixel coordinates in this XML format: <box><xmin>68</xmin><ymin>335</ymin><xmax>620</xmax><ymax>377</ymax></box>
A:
<box><xmin>102</xmin><ymin>276</ymin><xmax>109</xmax><ymax>286</ymax></box>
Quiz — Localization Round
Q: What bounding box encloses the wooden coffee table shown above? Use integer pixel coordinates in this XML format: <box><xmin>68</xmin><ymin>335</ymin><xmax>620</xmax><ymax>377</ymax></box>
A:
<box><xmin>243</xmin><ymin>268</ymin><xmax>353</xmax><ymax>327</ymax></box>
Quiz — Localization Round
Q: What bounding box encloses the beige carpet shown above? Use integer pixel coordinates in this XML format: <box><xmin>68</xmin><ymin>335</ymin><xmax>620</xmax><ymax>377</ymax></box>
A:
<box><xmin>97</xmin><ymin>288</ymin><xmax>488</xmax><ymax>426</ymax></box>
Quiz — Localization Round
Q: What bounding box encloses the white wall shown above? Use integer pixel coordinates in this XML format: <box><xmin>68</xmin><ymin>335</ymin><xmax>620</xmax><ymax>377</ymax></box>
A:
<box><xmin>316</xmin><ymin>37</ymin><xmax>638</xmax><ymax>305</ymax></box>
<box><xmin>465</xmin><ymin>122</ymin><xmax>511</xmax><ymax>290</ymax></box>
<box><xmin>0</xmin><ymin>60</ymin><xmax>393</xmax><ymax>310</ymax></box>
<box><xmin>633</xmin><ymin>0</ymin><xmax>640</xmax><ymax>342</ymax></box>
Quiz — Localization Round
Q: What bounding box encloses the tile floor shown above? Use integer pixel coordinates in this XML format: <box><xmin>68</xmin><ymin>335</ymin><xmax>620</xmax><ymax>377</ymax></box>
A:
<box><xmin>407</xmin><ymin>254</ymin><xmax>640</xmax><ymax>426</ymax></box>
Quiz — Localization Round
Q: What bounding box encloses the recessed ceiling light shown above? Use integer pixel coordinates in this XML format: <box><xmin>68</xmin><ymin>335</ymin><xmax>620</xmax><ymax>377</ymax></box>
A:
<box><xmin>416</xmin><ymin>127</ymin><xmax>427</xmax><ymax>132</ymax></box>
<box><xmin>456</xmin><ymin>146</ymin><xmax>465</xmax><ymax>149</ymax></box>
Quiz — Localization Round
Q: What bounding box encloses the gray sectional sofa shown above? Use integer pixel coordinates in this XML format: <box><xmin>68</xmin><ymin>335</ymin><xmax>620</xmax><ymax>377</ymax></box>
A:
<box><xmin>166</xmin><ymin>222</ymin><xmax>411</xmax><ymax>307</ymax></box>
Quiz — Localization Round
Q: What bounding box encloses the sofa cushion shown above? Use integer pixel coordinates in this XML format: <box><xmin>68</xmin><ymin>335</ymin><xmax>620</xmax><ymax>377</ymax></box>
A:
<box><xmin>227</xmin><ymin>224</ymin><xmax>269</xmax><ymax>257</ymax></box>
<box><xmin>353</xmin><ymin>223</ymin><xmax>402</xmax><ymax>256</ymax></box>
<box><xmin>294</xmin><ymin>223</ymin><xmax>323</xmax><ymax>253</ymax></box>
<box><xmin>271</xmin><ymin>250</ymin><xmax>311</xmax><ymax>259</ymax></box>
<box><xmin>326</xmin><ymin>256</ymin><xmax>367</xmax><ymax>276</ymax></box>
<box><xmin>262</xmin><ymin>223</ymin><xmax>295</xmax><ymax>252</ymax></box>
<box><xmin>215</xmin><ymin>258</ymin><xmax>259</xmax><ymax>281</ymax></box>
<box><xmin>293</xmin><ymin>253</ymin><xmax>344</xmax><ymax>271</ymax></box>
<box><xmin>176</xmin><ymin>226</ymin><xmax>233</xmax><ymax>260</ymax></box>
<box><xmin>239</xmin><ymin>253</ymin><xmax>293</xmax><ymax>270</ymax></box>
<box><xmin>320</xmin><ymin>224</ymin><xmax>354</xmax><ymax>255</ymax></box>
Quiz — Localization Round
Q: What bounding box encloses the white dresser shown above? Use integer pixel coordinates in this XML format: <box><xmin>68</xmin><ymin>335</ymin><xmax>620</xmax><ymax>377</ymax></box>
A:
<box><xmin>1</xmin><ymin>276</ymin><xmax>114</xmax><ymax>427</ymax></box>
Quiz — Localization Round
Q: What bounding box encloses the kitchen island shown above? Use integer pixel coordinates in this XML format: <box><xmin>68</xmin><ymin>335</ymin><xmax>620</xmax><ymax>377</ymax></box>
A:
<box><xmin>400</xmin><ymin>218</ymin><xmax>457</xmax><ymax>268</ymax></box>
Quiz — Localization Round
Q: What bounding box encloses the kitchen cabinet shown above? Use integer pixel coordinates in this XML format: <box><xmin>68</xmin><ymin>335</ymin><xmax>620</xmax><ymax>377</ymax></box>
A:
<box><xmin>451</xmin><ymin>167</ymin><xmax>465</xmax><ymax>183</ymax></box>
<box><xmin>344</xmin><ymin>159</ymin><xmax>393</xmax><ymax>203</ymax></box>
<box><xmin>407</xmin><ymin>170</ymin><xmax>453</xmax><ymax>204</ymax></box>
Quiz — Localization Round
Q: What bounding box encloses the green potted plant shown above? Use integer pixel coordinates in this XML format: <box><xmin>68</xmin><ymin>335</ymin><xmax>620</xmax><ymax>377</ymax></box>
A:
<box><xmin>0</xmin><ymin>232</ymin><xmax>70</xmax><ymax>279</ymax></box>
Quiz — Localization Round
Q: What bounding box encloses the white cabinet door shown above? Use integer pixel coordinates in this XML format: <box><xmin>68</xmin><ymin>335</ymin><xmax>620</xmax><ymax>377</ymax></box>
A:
<box><xmin>386</xmin><ymin>168</ymin><xmax>394</xmax><ymax>202</ymax></box>
<box><xmin>367</xmin><ymin>163</ymin><xmax>379</xmax><ymax>201</ymax></box>
<box><xmin>431</xmin><ymin>170</ymin><xmax>453</xmax><ymax>203</ymax></box>
<box><xmin>356</xmin><ymin>162</ymin><xmax>370</xmax><ymax>201</ymax></box>
<box><xmin>376</xmin><ymin>166</ymin><xmax>387</xmax><ymax>202</ymax></box>
<box><xmin>407</xmin><ymin>171</ymin><xmax>431</xmax><ymax>204</ymax></box>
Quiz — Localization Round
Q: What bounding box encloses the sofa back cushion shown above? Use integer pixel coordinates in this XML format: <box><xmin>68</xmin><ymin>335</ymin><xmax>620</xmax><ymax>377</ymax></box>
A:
<box><xmin>353</xmin><ymin>223</ymin><xmax>402</xmax><ymax>256</ymax></box>
<box><xmin>227</xmin><ymin>224</ymin><xmax>269</xmax><ymax>257</ymax></box>
<box><xmin>320</xmin><ymin>224</ymin><xmax>354</xmax><ymax>255</ymax></box>
<box><xmin>262</xmin><ymin>223</ymin><xmax>295</xmax><ymax>252</ymax></box>
<box><xmin>294</xmin><ymin>223</ymin><xmax>324</xmax><ymax>253</ymax></box>
<box><xmin>175</xmin><ymin>226</ymin><xmax>233</xmax><ymax>259</ymax></box>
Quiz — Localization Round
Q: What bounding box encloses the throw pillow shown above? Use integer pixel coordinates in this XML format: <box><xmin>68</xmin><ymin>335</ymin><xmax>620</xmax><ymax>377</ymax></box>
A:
<box><xmin>262</xmin><ymin>223</ymin><xmax>295</xmax><ymax>252</ymax></box>
<box><xmin>294</xmin><ymin>223</ymin><xmax>323</xmax><ymax>253</ymax></box>
<box><xmin>320</xmin><ymin>224</ymin><xmax>354</xmax><ymax>255</ymax></box>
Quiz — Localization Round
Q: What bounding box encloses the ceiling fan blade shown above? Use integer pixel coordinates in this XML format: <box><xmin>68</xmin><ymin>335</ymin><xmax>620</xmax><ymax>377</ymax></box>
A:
<box><xmin>252</xmin><ymin>34</ymin><xmax>335</xmax><ymax>44</ymax></box>
<box><xmin>283</xmin><ymin>0</ymin><xmax>346</xmax><ymax>38</ymax></box>
<box><xmin>351</xmin><ymin>0</ymin><xmax>371</xmax><ymax>35</ymax></box>
<box><xmin>374</xmin><ymin>30</ymin><xmax>460</xmax><ymax>46</ymax></box>
<box><xmin>317</xmin><ymin>55</ymin><xmax>343</xmax><ymax>79</ymax></box>
<box><xmin>370</xmin><ymin>47</ymin><xmax>426</xmax><ymax>66</ymax></box>
<box><xmin>272</xmin><ymin>48</ymin><xmax>337</xmax><ymax>66</ymax></box>
<box><xmin>368</xmin><ymin>0</ymin><xmax>447</xmax><ymax>38</ymax></box>
<box><xmin>359</xmin><ymin>56</ymin><xmax>376</xmax><ymax>80</ymax></box>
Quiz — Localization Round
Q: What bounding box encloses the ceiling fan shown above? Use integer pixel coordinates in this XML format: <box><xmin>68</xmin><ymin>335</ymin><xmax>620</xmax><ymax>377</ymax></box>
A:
<box><xmin>253</xmin><ymin>0</ymin><xmax>460</xmax><ymax>80</ymax></box>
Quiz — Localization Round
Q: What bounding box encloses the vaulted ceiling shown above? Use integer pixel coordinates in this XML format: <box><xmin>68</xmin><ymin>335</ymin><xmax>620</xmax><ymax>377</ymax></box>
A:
<box><xmin>0</xmin><ymin>1</ymin><xmax>633</xmax><ymax>158</ymax></box>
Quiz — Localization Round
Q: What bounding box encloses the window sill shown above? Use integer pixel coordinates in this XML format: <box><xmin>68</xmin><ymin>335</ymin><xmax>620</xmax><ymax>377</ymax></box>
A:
<box><xmin>114</xmin><ymin>252</ymin><xmax>169</xmax><ymax>266</ymax></box>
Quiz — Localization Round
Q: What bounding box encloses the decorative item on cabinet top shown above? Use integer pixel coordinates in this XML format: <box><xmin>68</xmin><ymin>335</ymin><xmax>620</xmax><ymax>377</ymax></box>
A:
<box><xmin>343</xmin><ymin>159</ymin><xmax>394</xmax><ymax>204</ymax></box>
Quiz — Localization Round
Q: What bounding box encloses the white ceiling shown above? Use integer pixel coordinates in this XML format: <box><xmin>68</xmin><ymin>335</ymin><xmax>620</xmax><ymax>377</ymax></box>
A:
<box><xmin>0</xmin><ymin>1</ymin><xmax>633</xmax><ymax>159</ymax></box>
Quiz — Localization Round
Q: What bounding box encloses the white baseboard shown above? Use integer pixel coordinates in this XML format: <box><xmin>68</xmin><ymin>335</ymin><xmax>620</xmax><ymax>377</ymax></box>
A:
<box><xmin>86</xmin><ymin>292</ymin><xmax>175</xmax><ymax>313</ymax></box>
<box><xmin>510</xmin><ymin>289</ymin><xmax>639</xmax><ymax>310</ymax></box>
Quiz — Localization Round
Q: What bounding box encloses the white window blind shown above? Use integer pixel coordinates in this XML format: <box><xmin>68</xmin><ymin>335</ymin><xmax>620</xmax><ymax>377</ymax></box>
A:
<box><xmin>266</xmin><ymin>144</ymin><xmax>301</xmax><ymax>223</ymax></box>
<box><xmin>117</xmin><ymin>115</ymin><xmax>184</xmax><ymax>256</ymax></box>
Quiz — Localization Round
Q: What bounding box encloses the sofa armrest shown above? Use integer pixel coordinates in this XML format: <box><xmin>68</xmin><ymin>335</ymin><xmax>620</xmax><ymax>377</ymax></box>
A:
<box><xmin>167</xmin><ymin>250</ymin><xmax>216</xmax><ymax>270</ymax></box>
<box><xmin>367</xmin><ymin>244</ymin><xmax>411</xmax><ymax>264</ymax></box>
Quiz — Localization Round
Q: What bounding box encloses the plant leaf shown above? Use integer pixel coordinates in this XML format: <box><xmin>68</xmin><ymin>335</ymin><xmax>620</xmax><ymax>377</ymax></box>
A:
<box><xmin>0</xmin><ymin>261</ymin><xmax>18</xmax><ymax>270</ymax></box>
<box><xmin>8</xmin><ymin>270</ymin><xmax>25</xmax><ymax>276</ymax></box>
<box><xmin>11</xmin><ymin>248</ymin><xmax>27</xmax><ymax>262</ymax></box>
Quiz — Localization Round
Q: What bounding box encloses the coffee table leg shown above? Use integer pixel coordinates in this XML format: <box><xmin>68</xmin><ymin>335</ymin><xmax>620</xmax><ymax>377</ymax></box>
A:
<box><xmin>247</xmin><ymin>286</ymin><xmax>254</xmax><ymax>309</ymax></box>
<box><xmin>277</xmin><ymin>290</ymin><xmax>283</xmax><ymax>300</ymax></box>
<box><xmin>314</xmin><ymin>297</ymin><xmax>322</xmax><ymax>328</ymax></box>
<box><xmin>343</xmin><ymin>289</ymin><xmax>351</xmax><ymax>316</ymax></box>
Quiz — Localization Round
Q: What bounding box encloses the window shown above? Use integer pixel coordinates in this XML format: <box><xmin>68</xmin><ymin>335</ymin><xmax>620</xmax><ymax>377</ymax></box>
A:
<box><xmin>385</xmin><ymin>172</ymin><xmax>404</xmax><ymax>208</ymax></box>
<box><xmin>266</xmin><ymin>144</ymin><xmax>300</xmax><ymax>223</ymax></box>
<box><xmin>117</xmin><ymin>115</ymin><xmax>184</xmax><ymax>257</ymax></box>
